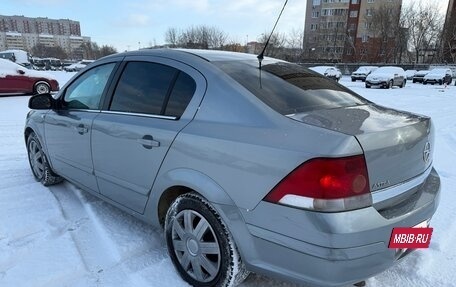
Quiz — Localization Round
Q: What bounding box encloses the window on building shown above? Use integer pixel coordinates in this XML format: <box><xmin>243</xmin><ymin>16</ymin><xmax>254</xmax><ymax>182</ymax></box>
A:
<box><xmin>310</xmin><ymin>24</ymin><xmax>318</xmax><ymax>31</ymax></box>
<box><xmin>346</xmin><ymin>48</ymin><xmax>353</xmax><ymax>55</ymax></box>
<box><xmin>367</xmin><ymin>0</ymin><xmax>374</xmax><ymax>3</ymax></box>
<box><xmin>361</xmin><ymin>48</ymin><xmax>367</xmax><ymax>55</ymax></box>
<box><xmin>366</xmin><ymin>9</ymin><xmax>373</xmax><ymax>16</ymax></box>
<box><xmin>362</xmin><ymin>35</ymin><xmax>369</xmax><ymax>42</ymax></box>
<box><xmin>312</xmin><ymin>11</ymin><xmax>320</xmax><ymax>18</ymax></box>
<box><xmin>313</xmin><ymin>0</ymin><xmax>321</xmax><ymax>5</ymax></box>
<box><xmin>351</xmin><ymin>0</ymin><xmax>359</xmax><ymax>3</ymax></box>
<box><xmin>350</xmin><ymin>11</ymin><xmax>358</xmax><ymax>17</ymax></box>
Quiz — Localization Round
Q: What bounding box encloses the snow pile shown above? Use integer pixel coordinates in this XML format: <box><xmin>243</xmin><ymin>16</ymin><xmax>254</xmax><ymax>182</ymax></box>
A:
<box><xmin>0</xmin><ymin>74</ymin><xmax>455</xmax><ymax>286</ymax></box>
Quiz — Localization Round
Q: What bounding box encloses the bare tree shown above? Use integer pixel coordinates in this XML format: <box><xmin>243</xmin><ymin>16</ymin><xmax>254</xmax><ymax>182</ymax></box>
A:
<box><xmin>367</xmin><ymin>3</ymin><xmax>402</xmax><ymax>63</ymax></box>
<box><xmin>286</xmin><ymin>28</ymin><xmax>304</xmax><ymax>62</ymax></box>
<box><xmin>221</xmin><ymin>40</ymin><xmax>244</xmax><ymax>52</ymax></box>
<box><xmin>401</xmin><ymin>1</ymin><xmax>444</xmax><ymax>64</ymax></box>
<box><xmin>99</xmin><ymin>45</ymin><xmax>118</xmax><ymax>58</ymax></box>
<box><xmin>165</xmin><ymin>25</ymin><xmax>228</xmax><ymax>49</ymax></box>
<box><xmin>31</xmin><ymin>44</ymin><xmax>68</xmax><ymax>59</ymax></box>
<box><xmin>165</xmin><ymin>27</ymin><xmax>179</xmax><ymax>48</ymax></box>
<box><xmin>442</xmin><ymin>11</ymin><xmax>456</xmax><ymax>63</ymax></box>
<box><xmin>257</xmin><ymin>32</ymin><xmax>286</xmax><ymax>58</ymax></box>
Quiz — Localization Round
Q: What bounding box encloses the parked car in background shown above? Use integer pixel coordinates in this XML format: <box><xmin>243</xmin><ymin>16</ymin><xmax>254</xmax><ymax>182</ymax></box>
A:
<box><xmin>309</xmin><ymin>66</ymin><xmax>342</xmax><ymax>81</ymax></box>
<box><xmin>423</xmin><ymin>68</ymin><xmax>453</xmax><ymax>85</ymax></box>
<box><xmin>365</xmin><ymin>66</ymin><xmax>406</xmax><ymax>89</ymax></box>
<box><xmin>405</xmin><ymin>69</ymin><xmax>418</xmax><ymax>80</ymax></box>
<box><xmin>26</xmin><ymin>49</ymin><xmax>440</xmax><ymax>287</ymax></box>
<box><xmin>31</xmin><ymin>57</ymin><xmax>46</xmax><ymax>70</ymax></box>
<box><xmin>64</xmin><ymin>59</ymin><xmax>95</xmax><ymax>72</ymax></box>
<box><xmin>412</xmin><ymin>70</ymin><xmax>430</xmax><ymax>83</ymax></box>
<box><xmin>42</xmin><ymin>58</ymin><xmax>62</xmax><ymax>71</ymax></box>
<box><xmin>0</xmin><ymin>58</ymin><xmax>59</xmax><ymax>95</ymax></box>
<box><xmin>351</xmin><ymin>66</ymin><xmax>377</xmax><ymax>82</ymax></box>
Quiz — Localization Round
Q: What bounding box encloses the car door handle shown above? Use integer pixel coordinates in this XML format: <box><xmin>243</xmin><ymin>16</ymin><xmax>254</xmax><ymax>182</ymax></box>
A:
<box><xmin>76</xmin><ymin>124</ymin><xmax>89</xmax><ymax>135</ymax></box>
<box><xmin>137</xmin><ymin>135</ymin><xmax>160</xmax><ymax>149</ymax></box>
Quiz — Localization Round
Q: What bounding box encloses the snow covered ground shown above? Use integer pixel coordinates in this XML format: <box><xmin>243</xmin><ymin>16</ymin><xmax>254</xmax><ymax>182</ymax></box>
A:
<box><xmin>0</xmin><ymin>72</ymin><xmax>455</xmax><ymax>287</ymax></box>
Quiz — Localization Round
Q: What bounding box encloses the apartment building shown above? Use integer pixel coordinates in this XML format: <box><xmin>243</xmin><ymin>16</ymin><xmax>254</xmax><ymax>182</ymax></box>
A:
<box><xmin>0</xmin><ymin>15</ymin><xmax>90</xmax><ymax>56</ymax></box>
<box><xmin>303</xmin><ymin>0</ymin><xmax>402</xmax><ymax>63</ymax></box>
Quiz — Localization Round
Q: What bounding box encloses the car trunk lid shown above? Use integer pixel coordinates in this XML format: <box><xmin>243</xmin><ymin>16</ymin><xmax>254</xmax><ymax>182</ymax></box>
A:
<box><xmin>288</xmin><ymin>104</ymin><xmax>434</xmax><ymax>192</ymax></box>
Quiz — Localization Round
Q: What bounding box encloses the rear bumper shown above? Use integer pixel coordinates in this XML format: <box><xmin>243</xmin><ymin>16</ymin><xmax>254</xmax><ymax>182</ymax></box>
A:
<box><xmin>222</xmin><ymin>168</ymin><xmax>440</xmax><ymax>286</ymax></box>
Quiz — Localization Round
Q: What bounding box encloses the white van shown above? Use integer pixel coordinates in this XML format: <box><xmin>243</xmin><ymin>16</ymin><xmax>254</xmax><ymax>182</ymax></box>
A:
<box><xmin>0</xmin><ymin>49</ymin><xmax>32</xmax><ymax>69</ymax></box>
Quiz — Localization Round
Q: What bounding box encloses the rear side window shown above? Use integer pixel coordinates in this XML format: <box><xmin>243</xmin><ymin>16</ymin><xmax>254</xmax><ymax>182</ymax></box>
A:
<box><xmin>110</xmin><ymin>62</ymin><xmax>177</xmax><ymax>115</ymax></box>
<box><xmin>214</xmin><ymin>60</ymin><xmax>366</xmax><ymax>115</ymax></box>
<box><xmin>110</xmin><ymin>61</ymin><xmax>196</xmax><ymax>118</ymax></box>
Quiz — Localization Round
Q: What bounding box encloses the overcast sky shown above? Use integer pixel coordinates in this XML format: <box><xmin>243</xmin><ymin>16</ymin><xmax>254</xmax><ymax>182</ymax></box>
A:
<box><xmin>2</xmin><ymin>0</ymin><xmax>450</xmax><ymax>52</ymax></box>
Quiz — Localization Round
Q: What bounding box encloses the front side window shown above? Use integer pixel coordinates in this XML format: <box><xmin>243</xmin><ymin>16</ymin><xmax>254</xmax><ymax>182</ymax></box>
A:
<box><xmin>63</xmin><ymin>63</ymin><xmax>116</xmax><ymax>110</ymax></box>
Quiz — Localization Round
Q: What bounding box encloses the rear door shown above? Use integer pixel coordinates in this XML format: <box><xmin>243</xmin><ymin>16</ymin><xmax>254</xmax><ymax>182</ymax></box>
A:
<box><xmin>92</xmin><ymin>56</ymin><xmax>206</xmax><ymax>213</ymax></box>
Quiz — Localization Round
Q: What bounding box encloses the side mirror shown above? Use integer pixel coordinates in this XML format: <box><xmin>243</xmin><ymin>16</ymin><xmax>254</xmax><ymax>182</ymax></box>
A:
<box><xmin>17</xmin><ymin>69</ymin><xmax>25</xmax><ymax>75</ymax></box>
<box><xmin>29</xmin><ymin>93</ymin><xmax>55</xmax><ymax>110</ymax></box>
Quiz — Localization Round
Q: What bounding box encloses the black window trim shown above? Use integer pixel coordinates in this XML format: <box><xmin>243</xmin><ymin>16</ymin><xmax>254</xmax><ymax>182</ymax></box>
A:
<box><xmin>160</xmin><ymin>70</ymin><xmax>180</xmax><ymax>115</ymax></box>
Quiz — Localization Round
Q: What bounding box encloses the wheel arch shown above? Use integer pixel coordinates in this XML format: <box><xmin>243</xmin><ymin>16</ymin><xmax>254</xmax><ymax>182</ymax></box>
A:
<box><xmin>146</xmin><ymin>168</ymin><xmax>236</xmax><ymax>228</ymax></box>
<box><xmin>24</xmin><ymin>126</ymin><xmax>34</xmax><ymax>143</ymax></box>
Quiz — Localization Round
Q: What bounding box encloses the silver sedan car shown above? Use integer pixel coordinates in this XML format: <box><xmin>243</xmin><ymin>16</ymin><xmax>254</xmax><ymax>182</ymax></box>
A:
<box><xmin>25</xmin><ymin>49</ymin><xmax>440</xmax><ymax>287</ymax></box>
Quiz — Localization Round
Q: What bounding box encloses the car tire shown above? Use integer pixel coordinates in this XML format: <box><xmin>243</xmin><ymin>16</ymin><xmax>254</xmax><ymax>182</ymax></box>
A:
<box><xmin>423</xmin><ymin>81</ymin><xmax>427</xmax><ymax>85</ymax></box>
<box><xmin>400</xmin><ymin>80</ymin><xmax>406</xmax><ymax>88</ymax></box>
<box><xmin>413</xmin><ymin>79</ymin><xmax>416</xmax><ymax>83</ymax></box>
<box><xmin>34</xmin><ymin>82</ymin><xmax>50</xmax><ymax>94</ymax></box>
<box><xmin>362</xmin><ymin>79</ymin><xmax>366</xmax><ymax>82</ymax></box>
<box><xmin>27</xmin><ymin>132</ymin><xmax>63</xmax><ymax>186</ymax></box>
<box><xmin>439</xmin><ymin>79</ymin><xmax>443</xmax><ymax>85</ymax></box>
<box><xmin>387</xmin><ymin>80</ymin><xmax>393</xmax><ymax>89</ymax></box>
<box><xmin>165</xmin><ymin>193</ymin><xmax>249</xmax><ymax>287</ymax></box>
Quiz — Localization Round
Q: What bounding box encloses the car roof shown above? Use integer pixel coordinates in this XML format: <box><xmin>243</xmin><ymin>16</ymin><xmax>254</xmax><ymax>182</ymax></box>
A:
<box><xmin>374</xmin><ymin>66</ymin><xmax>403</xmax><ymax>71</ymax></box>
<box><xmin>104</xmin><ymin>48</ymin><xmax>262</xmax><ymax>62</ymax></box>
<box><xmin>429</xmin><ymin>68</ymin><xmax>449</xmax><ymax>73</ymax></box>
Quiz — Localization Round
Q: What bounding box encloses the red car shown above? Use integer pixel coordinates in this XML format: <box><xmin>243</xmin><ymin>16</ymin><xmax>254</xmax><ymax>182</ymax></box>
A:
<box><xmin>0</xmin><ymin>58</ymin><xmax>59</xmax><ymax>95</ymax></box>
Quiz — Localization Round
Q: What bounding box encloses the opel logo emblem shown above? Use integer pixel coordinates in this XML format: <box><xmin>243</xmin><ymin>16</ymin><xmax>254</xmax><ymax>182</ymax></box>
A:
<box><xmin>423</xmin><ymin>142</ymin><xmax>431</xmax><ymax>163</ymax></box>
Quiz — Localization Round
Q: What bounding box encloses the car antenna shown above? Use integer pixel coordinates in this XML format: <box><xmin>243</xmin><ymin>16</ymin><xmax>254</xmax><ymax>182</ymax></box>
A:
<box><xmin>257</xmin><ymin>0</ymin><xmax>289</xmax><ymax>88</ymax></box>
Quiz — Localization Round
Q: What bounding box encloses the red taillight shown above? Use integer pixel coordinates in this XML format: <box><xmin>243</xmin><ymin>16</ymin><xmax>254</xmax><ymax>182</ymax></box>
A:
<box><xmin>265</xmin><ymin>155</ymin><xmax>371</xmax><ymax>211</ymax></box>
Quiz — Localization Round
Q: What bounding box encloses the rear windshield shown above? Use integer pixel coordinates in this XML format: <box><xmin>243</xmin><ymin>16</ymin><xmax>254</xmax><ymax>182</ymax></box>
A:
<box><xmin>214</xmin><ymin>60</ymin><xmax>366</xmax><ymax>115</ymax></box>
